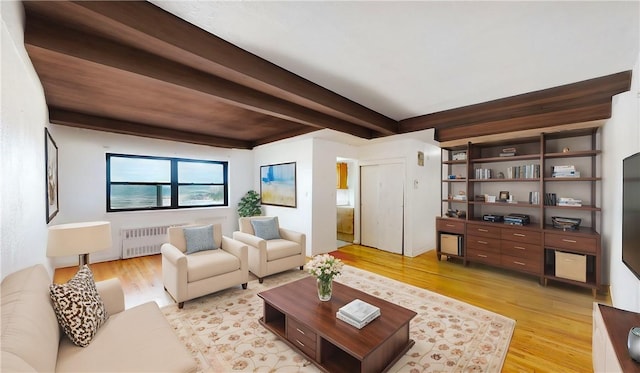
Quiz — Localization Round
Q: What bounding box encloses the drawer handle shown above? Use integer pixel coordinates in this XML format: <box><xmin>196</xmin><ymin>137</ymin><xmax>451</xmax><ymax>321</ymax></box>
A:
<box><xmin>477</xmin><ymin>254</ymin><xmax>488</xmax><ymax>258</ymax></box>
<box><xmin>514</xmin><ymin>246</ymin><xmax>526</xmax><ymax>250</ymax></box>
<box><xmin>445</xmin><ymin>224</ymin><xmax>455</xmax><ymax>227</ymax></box>
<box><xmin>514</xmin><ymin>261</ymin><xmax>526</xmax><ymax>266</ymax></box>
<box><xmin>477</xmin><ymin>228</ymin><xmax>489</xmax><ymax>232</ymax></box>
<box><xmin>296</xmin><ymin>340</ymin><xmax>305</xmax><ymax>347</ymax></box>
<box><xmin>296</xmin><ymin>328</ymin><xmax>305</xmax><ymax>335</ymax></box>
<box><xmin>513</xmin><ymin>233</ymin><xmax>525</xmax><ymax>237</ymax></box>
<box><xmin>562</xmin><ymin>239</ymin><xmax>577</xmax><ymax>243</ymax></box>
<box><xmin>477</xmin><ymin>240</ymin><xmax>488</xmax><ymax>245</ymax></box>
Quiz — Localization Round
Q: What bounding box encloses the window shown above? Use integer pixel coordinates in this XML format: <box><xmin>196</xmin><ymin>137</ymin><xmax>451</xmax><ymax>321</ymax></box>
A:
<box><xmin>106</xmin><ymin>153</ymin><xmax>228</xmax><ymax>212</ymax></box>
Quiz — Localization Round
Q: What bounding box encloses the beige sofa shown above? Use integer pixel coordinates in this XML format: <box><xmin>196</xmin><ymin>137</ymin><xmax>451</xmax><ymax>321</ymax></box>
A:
<box><xmin>1</xmin><ymin>264</ymin><xmax>196</xmax><ymax>372</ymax></box>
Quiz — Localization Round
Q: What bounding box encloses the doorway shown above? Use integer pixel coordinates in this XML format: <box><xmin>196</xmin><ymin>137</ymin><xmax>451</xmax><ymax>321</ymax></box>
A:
<box><xmin>360</xmin><ymin>163</ymin><xmax>404</xmax><ymax>254</ymax></box>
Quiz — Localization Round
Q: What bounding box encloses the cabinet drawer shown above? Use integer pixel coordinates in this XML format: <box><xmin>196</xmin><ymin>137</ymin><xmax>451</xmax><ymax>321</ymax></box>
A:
<box><xmin>467</xmin><ymin>235</ymin><xmax>500</xmax><ymax>254</ymax></box>
<box><xmin>286</xmin><ymin>318</ymin><xmax>316</xmax><ymax>357</ymax></box>
<box><xmin>437</xmin><ymin>219</ymin><xmax>465</xmax><ymax>234</ymax></box>
<box><xmin>466</xmin><ymin>248</ymin><xmax>501</xmax><ymax>266</ymax></box>
<box><xmin>501</xmin><ymin>254</ymin><xmax>541</xmax><ymax>274</ymax></box>
<box><xmin>545</xmin><ymin>233</ymin><xmax>597</xmax><ymax>254</ymax></box>
<box><xmin>501</xmin><ymin>241</ymin><xmax>542</xmax><ymax>260</ymax></box>
<box><xmin>467</xmin><ymin>223</ymin><xmax>501</xmax><ymax>238</ymax></box>
<box><xmin>501</xmin><ymin>228</ymin><xmax>541</xmax><ymax>245</ymax></box>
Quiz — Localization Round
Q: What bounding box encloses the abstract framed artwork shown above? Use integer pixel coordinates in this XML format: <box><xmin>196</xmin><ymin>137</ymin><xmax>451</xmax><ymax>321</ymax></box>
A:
<box><xmin>45</xmin><ymin>128</ymin><xmax>59</xmax><ymax>223</ymax></box>
<box><xmin>260</xmin><ymin>162</ymin><xmax>296</xmax><ymax>208</ymax></box>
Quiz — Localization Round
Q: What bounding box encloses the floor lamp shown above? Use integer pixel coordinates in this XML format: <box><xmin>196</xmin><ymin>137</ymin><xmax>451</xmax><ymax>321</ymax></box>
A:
<box><xmin>47</xmin><ymin>221</ymin><xmax>112</xmax><ymax>267</ymax></box>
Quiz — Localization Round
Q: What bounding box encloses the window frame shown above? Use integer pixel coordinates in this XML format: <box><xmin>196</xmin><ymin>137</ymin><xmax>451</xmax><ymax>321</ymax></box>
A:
<box><xmin>106</xmin><ymin>153</ymin><xmax>228</xmax><ymax>212</ymax></box>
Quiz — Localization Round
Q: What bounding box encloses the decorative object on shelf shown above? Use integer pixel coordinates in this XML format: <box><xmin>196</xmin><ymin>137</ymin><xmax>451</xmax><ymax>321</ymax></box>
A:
<box><xmin>498</xmin><ymin>191</ymin><xmax>510</xmax><ymax>202</ymax></box>
<box><xmin>475</xmin><ymin>195</ymin><xmax>486</xmax><ymax>202</ymax></box>
<box><xmin>628</xmin><ymin>327</ymin><xmax>640</xmax><ymax>362</ymax></box>
<box><xmin>483</xmin><ymin>214</ymin><xmax>504</xmax><ymax>222</ymax></box>
<box><xmin>260</xmin><ymin>162</ymin><xmax>297</xmax><ymax>207</ymax></box>
<box><xmin>237</xmin><ymin>190</ymin><xmax>262</xmax><ymax>217</ymax></box>
<box><xmin>45</xmin><ymin>128</ymin><xmax>59</xmax><ymax>223</ymax></box>
<box><xmin>551</xmin><ymin>216</ymin><xmax>581</xmax><ymax>231</ymax></box>
<box><xmin>452</xmin><ymin>151</ymin><xmax>467</xmax><ymax>161</ymax></box>
<box><xmin>306</xmin><ymin>254</ymin><xmax>343</xmax><ymax>301</ymax></box>
<box><xmin>504</xmin><ymin>213</ymin><xmax>530</xmax><ymax>225</ymax></box>
<box><xmin>498</xmin><ymin>172</ymin><xmax>505</xmax><ymax>179</ymax></box>
<box><xmin>562</xmin><ymin>147</ymin><xmax>571</xmax><ymax>153</ymax></box>
<box><xmin>446</xmin><ymin>209</ymin><xmax>466</xmax><ymax>218</ymax></box>
<box><xmin>486</xmin><ymin>195</ymin><xmax>497</xmax><ymax>203</ymax></box>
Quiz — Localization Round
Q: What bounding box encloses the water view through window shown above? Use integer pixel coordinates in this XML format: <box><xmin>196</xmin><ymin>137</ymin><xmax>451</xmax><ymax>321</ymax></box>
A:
<box><xmin>107</xmin><ymin>154</ymin><xmax>228</xmax><ymax>211</ymax></box>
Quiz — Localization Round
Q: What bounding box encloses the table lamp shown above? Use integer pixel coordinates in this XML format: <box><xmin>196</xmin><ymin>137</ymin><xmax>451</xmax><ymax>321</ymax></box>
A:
<box><xmin>47</xmin><ymin>221</ymin><xmax>112</xmax><ymax>266</ymax></box>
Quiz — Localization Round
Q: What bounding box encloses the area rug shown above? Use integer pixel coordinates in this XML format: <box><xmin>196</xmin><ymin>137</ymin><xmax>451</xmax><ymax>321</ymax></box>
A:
<box><xmin>161</xmin><ymin>266</ymin><xmax>515</xmax><ymax>372</ymax></box>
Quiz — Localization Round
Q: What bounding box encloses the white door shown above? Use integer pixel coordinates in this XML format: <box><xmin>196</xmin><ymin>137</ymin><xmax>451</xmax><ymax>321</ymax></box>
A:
<box><xmin>360</xmin><ymin>163</ymin><xmax>404</xmax><ymax>254</ymax></box>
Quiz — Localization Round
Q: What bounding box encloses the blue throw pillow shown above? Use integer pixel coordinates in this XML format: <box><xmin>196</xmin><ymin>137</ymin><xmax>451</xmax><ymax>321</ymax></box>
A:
<box><xmin>183</xmin><ymin>225</ymin><xmax>218</xmax><ymax>254</ymax></box>
<box><xmin>250</xmin><ymin>218</ymin><xmax>281</xmax><ymax>240</ymax></box>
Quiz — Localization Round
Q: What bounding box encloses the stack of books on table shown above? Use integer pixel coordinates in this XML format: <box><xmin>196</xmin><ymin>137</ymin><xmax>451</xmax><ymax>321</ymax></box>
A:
<box><xmin>336</xmin><ymin>299</ymin><xmax>380</xmax><ymax>329</ymax></box>
<box><xmin>552</xmin><ymin>165</ymin><xmax>580</xmax><ymax>178</ymax></box>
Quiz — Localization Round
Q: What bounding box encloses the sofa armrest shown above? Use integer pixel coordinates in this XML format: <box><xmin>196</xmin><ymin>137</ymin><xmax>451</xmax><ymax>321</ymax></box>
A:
<box><xmin>96</xmin><ymin>278</ymin><xmax>125</xmax><ymax>315</ymax></box>
<box><xmin>232</xmin><ymin>231</ymin><xmax>266</xmax><ymax>249</ymax></box>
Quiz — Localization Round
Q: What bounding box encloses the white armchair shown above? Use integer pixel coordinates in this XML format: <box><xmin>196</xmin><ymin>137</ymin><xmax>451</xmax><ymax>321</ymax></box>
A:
<box><xmin>232</xmin><ymin>216</ymin><xmax>305</xmax><ymax>283</ymax></box>
<box><xmin>161</xmin><ymin>224</ymin><xmax>248</xmax><ymax>308</ymax></box>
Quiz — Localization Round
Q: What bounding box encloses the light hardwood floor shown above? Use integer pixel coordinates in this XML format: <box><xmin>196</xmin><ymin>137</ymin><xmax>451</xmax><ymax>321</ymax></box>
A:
<box><xmin>54</xmin><ymin>245</ymin><xmax>610</xmax><ymax>372</ymax></box>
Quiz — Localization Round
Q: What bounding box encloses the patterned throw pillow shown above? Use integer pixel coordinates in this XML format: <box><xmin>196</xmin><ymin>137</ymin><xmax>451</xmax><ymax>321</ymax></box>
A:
<box><xmin>49</xmin><ymin>265</ymin><xmax>108</xmax><ymax>347</ymax></box>
<box><xmin>184</xmin><ymin>224</ymin><xmax>218</xmax><ymax>254</ymax></box>
<box><xmin>250</xmin><ymin>218</ymin><xmax>281</xmax><ymax>240</ymax></box>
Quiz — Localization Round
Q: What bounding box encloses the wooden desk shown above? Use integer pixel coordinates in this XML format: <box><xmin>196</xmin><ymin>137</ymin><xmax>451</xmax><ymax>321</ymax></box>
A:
<box><xmin>258</xmin><ymin>276</ymin><xmax>416</xmax><ymax>373</ymax></box>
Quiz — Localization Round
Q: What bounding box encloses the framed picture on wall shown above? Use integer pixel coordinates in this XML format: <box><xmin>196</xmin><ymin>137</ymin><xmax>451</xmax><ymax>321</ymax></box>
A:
<box><xmin>45</xmin><ymin>128</ymin><xmax>59</xmax><ymax>223</ymax></box>
<box><xmin>260</xmin><ymin>162</ymin><xmax>296</xmax><ymax>208</ymax></box>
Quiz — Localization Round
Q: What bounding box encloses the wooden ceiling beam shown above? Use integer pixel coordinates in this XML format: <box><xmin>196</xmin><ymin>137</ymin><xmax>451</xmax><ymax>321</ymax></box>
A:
<box><xmin>435</xmin><ymin>100</ymin><xmax>612</xmax><ymax>142</ymax></box>
<box><xmin>25</xmin><ymin>18</ymin><xmax>374</xmax><ymax>140</ymax></box>
<box><xmin>400</xmin><ymin>71</ymin><xmax>631</xmax><ymax>135</ymax></box>
<box><xmin>49</xmin><ymin>109</ymin><xmax>253</xmax><ymax>149</ymax></box>
<box><xmin>23</xmin><ymin>1</ymin><xmax>398</xmax><ymax>136</ymax></box>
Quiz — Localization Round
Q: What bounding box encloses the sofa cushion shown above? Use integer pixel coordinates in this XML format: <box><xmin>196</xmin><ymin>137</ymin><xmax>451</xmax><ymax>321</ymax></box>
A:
<box><xmin>49</xmin><ymin>265</ymin><xmax>108</xmax><ymax>347</ymax></box>
<box><xmin>56</xmin><ymin>302</ymin><xmax>196</xmax><ymax>372</ymax></box>
<box><xmin>186</xmin><ymin>249</ymin><xmax>241</xmax><ymax>283</ymax></box>
<box><xmin>266</xmin><ymin>239</ymin><xmax>302</xmax><ymax>261</ymax></box>
<box><xmin>183</xmin><ymin>224</ymin><xmax>218</xmax><ymax>254</ymax></box>
<box><xmin>250</xmin><ymin>217</ymin><xmax>281</xmax><ymax>240</ymax></box>
<box><xmin>1</xmin><ymin>264</ymin><xmax>60</xmax><ymax>372</ymax></box>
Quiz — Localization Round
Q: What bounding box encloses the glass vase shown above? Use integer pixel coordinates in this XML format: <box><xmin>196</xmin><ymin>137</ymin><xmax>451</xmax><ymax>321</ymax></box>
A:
<box><xmin>317</xmin><ymin>278</ymin><xmax>333</xmax><ymax>301</ymax></box>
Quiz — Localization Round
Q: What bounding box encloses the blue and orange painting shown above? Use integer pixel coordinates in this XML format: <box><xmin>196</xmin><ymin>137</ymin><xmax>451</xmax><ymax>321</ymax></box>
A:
<box><xmin>260</xmin><ymin>162</ymin><xmax>296</xmax><ymax>207</ymax></box>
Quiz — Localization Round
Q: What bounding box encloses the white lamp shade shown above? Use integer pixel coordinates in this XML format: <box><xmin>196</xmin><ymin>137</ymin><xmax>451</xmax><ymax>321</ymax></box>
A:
<box><xmin>47</xmin><ymin>221</ymin><xmax>112</xmax><ymax>257</ymax></box>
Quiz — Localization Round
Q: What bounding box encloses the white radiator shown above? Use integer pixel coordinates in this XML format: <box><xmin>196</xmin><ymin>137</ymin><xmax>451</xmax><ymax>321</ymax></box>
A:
<box><xmin>120</xmin><ymin>223</ymin><xmax>186</xmax><ymax>259</ymax></box>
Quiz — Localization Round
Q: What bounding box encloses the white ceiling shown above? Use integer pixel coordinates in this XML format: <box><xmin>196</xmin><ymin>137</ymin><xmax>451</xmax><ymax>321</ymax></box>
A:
<box><xmin>151</xmin><ymin>1</ymin><xmax>639</xmax><ymax>124</ymax></box>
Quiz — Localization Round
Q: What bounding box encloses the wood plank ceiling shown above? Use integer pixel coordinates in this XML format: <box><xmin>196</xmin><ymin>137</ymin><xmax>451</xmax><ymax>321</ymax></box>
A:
<box><xmin>23</xmin><ymin>1</ymin><xmax>632</xmax><ymax>149</ymax></box>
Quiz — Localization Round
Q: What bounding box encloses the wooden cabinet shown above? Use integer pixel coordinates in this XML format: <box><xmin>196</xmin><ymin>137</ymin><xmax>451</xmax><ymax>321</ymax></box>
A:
<box><xmin>593</xmin><ymin>303</ymin><xmax>640</xmax><ymax>372</ymax></box>
<box><xmin>437</xmin><ymin>128</ymin><xmax>603</xmax><ymax>295</ymax></box>
<box><xmin>337</xmin><ymin>163</ymin><xmax>348</xmax><ymax>189</ymax></box>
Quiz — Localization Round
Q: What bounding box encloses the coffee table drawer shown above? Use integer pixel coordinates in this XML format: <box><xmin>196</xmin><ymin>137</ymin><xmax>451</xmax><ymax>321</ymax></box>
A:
<box><xmin>287</xmin><ymin>317</ymin><xmax>316</xmax><ymax>357</ymax></box>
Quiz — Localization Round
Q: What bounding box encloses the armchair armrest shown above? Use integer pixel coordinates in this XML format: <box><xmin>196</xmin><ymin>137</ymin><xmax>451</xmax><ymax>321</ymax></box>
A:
<box><xmin>161</xmin><ymin>243</ymin><xmax>187</xmax><ymax>267</ymax></box>
<box><xmin>280</xmin><ymin>228</ymin><xmax>306</xmax><ymax>247</ymax></box>
<box><xmin>232</xmin><ymin>231</ymin><xmax>266</xmax><ymax>249</ymax></box>
<box><xmin>96</xmin><ymin>278</ymin><xmax>125</xmax><ymax>315</ymax></box>
<box><xmin>221</xmin><ymin>236</ymin><xmax>248</xmax><ymax>262</ymax></box>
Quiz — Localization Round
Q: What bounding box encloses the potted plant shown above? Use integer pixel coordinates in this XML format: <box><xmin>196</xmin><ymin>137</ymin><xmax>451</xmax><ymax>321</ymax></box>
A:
<box><xmin>238</xmin><ymin>190</ymin><xmax>262</xmax><ymax>217</ymax></box>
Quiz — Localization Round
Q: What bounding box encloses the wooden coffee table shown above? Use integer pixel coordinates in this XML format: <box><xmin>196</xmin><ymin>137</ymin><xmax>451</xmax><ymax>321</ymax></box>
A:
<box><xmin>257</xmin><ymin>276</ymin><xmax>416</xmax><ymax>373</ymax></box>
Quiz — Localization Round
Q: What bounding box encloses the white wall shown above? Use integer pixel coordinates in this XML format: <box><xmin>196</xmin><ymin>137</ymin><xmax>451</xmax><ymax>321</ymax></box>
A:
<box><xmin>604</xmin><ymin>54</ymin><xmax>640</xmax><ymax>312</ymax></box>
<box><xmin>357</xmin><ymin>134</ymin><xmax>441</xmax><ymax>257</ymax></box>
<box><xmin>47</xmin><ymin>125</ymin><xmax>254</xmax><ymax>267</ymax></box>
<box><xmin>0</xmin><ymin>1</ymin><xmax>52</xmax><ymax>279</ymax></box>
<box><xmin>252</xmin><ymin>138</ymin><xmax>315</xmax><ymax>254</ymax></box>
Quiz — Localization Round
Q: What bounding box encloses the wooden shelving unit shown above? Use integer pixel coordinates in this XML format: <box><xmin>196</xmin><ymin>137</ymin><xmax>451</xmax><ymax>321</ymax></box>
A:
<box><xmin>437</xmin><ymin>128</ymin><xmax>603</xmax><ymax>295</ymax></box>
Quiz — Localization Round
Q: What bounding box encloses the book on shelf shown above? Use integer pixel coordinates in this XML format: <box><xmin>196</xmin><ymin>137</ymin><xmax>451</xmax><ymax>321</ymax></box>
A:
<box><xmin>551</xmin><ymin>165</ymin><xmax>580</xmax><ymax>178</ymax></box>
<box><xmin>544</xmin><ymin>193</ymin><xmax>557</xmax><ymax>206</ymax></box>
<box><xmin>557</xmin><ymin>197</ymin><xmax>582</xmax><ymax>207</ymax></box>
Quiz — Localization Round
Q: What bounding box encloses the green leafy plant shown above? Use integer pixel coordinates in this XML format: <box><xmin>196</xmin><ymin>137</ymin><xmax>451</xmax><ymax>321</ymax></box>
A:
<box><xmin>238</xmin><ymin>190</ymin><xmax>262</xmax><ymax>217</ymax></box>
